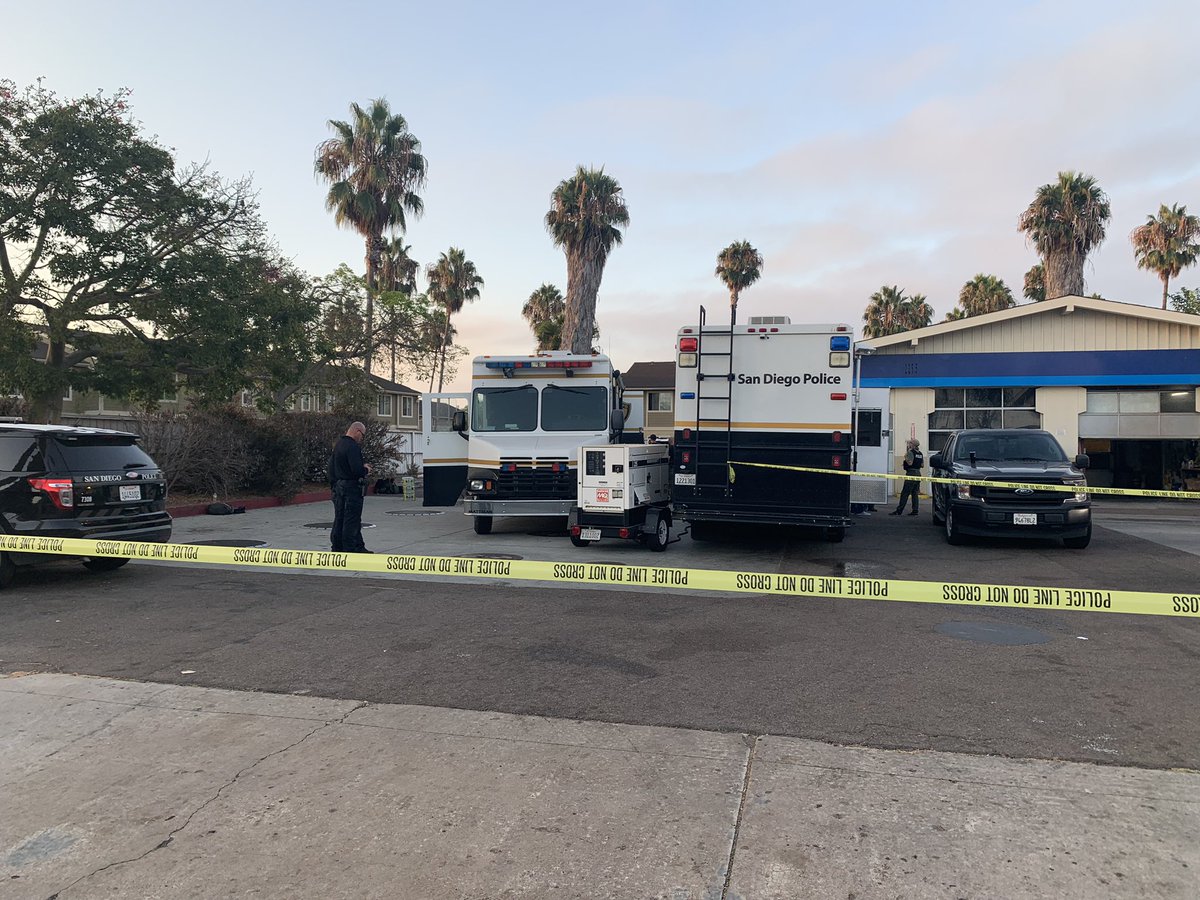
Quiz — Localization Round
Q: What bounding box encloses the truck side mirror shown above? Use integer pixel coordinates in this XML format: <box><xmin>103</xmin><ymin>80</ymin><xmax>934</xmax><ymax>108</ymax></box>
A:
<box><xmin>929</xmin><ymin>453</ymin><xmax>944</xmax><ymax>469</ymax></box>
<box><xmin>1074</xmin><ymin>454</ymin><xmax>1090</xmax><ymax>469</ymax></box>
<box><xmin>609</xmin><ymin>408</ymin><xmax>625</xmax><ymax>432</ymax></box>
<box><xmin>451</xmin><ymin>410</ymin><xmax>467</xmax><ymax>433</ymax></box>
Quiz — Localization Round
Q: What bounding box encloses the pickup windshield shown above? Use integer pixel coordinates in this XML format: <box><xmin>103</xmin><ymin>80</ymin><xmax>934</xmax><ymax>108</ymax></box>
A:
<box><xmin>541</xmin><ymin>385</ymin><xmax>607</xmax><ymax>432</ymax></box>
<box><xmin>954</xmin><ymin>433</ymin><xmax>1068</xmax><ymax>463</ymax></box>
<box><xmin>472</xmin><ymin>385</ymin><xmax>537</xmax><ymax>432</ymax></box>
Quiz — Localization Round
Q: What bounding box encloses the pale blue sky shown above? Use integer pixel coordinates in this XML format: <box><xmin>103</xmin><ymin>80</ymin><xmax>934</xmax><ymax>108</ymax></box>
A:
<box><xmin>6</xmin><ymin>0</ymin><xmax>1199</xmax><ymax>388</ymax></box>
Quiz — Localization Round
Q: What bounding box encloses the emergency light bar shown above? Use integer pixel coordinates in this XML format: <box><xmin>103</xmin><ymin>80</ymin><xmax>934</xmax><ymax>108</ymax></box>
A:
<box><xmin>484</xmin><ymin>360</ymin><xmax>594</xmax><ymax>370</ymax></box>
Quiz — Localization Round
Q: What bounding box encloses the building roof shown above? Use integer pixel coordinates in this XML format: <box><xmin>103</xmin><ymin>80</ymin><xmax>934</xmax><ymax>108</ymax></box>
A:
<box><xmin>367</xmin><ymin>373</ymin><xmax>420</xmax><ymax>395</ymax></box>
<box><xmin>860</xmin><ymin>295</ymin><xmax>1200</xmax><ymax>350</ymax></box>
<box><xmin>622</xmin><ymin>361</ymin><xmax>675</xmax><ymax>389</ymax></box>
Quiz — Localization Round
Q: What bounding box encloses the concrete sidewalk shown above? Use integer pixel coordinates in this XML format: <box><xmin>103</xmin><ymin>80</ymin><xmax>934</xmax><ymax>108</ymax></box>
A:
<box><xmin>3</xmin><ymin>674</ymin><xmax>1196</xmax><ymax>899</ymax></box>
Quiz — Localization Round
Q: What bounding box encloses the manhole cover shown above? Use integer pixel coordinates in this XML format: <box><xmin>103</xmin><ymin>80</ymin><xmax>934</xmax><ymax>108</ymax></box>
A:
<box><xmin>452</xmin><ymin>553</ymin><xmax>524</xmax><ymax>561</ymax></box>
<box><xmin>186</xmin><ymin>539</ymin><xmax>267</xmax><ymax>548</ymax></box>
<box><xmin>304</xmin><ymin>522</ymin><xmax>376</xmax><ymax>529</ymax></box>
<box><xmin>935</xmin><ymin>621</ymin><xmax>1051</xmax><ymax>646</ymax></box>
<box><xmin>386</xmin><ymin>510</ymin><xmax>446</xmax><ymax>516</ymax></box>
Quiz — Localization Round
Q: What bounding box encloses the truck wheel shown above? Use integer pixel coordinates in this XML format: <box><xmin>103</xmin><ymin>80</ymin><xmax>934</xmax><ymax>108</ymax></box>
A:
<box><xmin>931</xmin><ymin>495</ymin><xmax>945</xmax><ymax>526</ymax></box>
<box><xmin>83</xmin><ymin>557</ymin><xmax>130</xmax><ymax>573</ymax></box>
<box><xmin>473</xmin><ymin>516</ymin><xmax>493</xmax><ymax>535</ymax></box>
<box><xmin>825</xmin><ymin>526</ymin><xmax>845</xmax><ymax>543</ymax></box>
<box><xmin>944</xmin><ymin>507</ymin><xmax>965</xmax><ymax>546</ymax></box>
<box><xmin>1063</xmin><ymin>525</ymin><xmax>1091</xmax><ymax>550</ymax></box>
<box><xmin>0</xmin><ymin>551</ymin><xmax>14</xmax><ymax>590</ymax></box>
<box><xmin>646</xmin><ymin>516</ymin><xmax>670</xmax><ymax>552</ymax></box>
<box><xmin>688</xmin><ymin>521</ymin><xmax>712</xmax><ymax>542</ymax></box>
<box><xmin>570</xmin><ymin>535</ymin><xmax>592</xmax><ymax>548</ymax></box>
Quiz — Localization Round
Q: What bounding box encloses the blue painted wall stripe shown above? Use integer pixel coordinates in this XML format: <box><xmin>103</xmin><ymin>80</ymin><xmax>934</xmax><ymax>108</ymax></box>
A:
<box><xmin>860</xmin><ymin>349</ymin><xmax>1200</xmax><ymax>387</ymax></box>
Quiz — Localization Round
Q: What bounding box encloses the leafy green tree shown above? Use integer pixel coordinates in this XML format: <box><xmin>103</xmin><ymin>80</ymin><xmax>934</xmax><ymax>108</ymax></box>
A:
<box><xmin>315</xmin><ymin>98</ymin><xmax>426</xmax><ymax>374</ymax></box>
<box><xmin>715</xmin><ymin>241</ymin><xmax>764</xmax><ymax>326</ymax></box>
<box><xmin>545</xmin><ymin>167</ymin><xmax>629</xmax><ymax>354</ymax></box>
<box><xmin>425</xmin><ymin>248</ymin><xmax>483</xmax><ymax>390</ymax></box>
<box><xmin>1169</xmin><ymin>286</ymin><xmax>1200</xmax><ymax>315</ymax></box>
<box><xmin>522</xmin><ymin>283</ymin><xmax>565</xmax><ymax>350</ymax></box>
<box><xmin>0</xmin><ymin>79</ymin><xmax>318</xmax><ymax>422</ymax></box>
<box><xmin>957</xmin><ymin>274</ymin><xmax>1015</xmax><ymax>317</ymax></box>
<box><xmin>1017</xmin><ymin>171</ymin><xmax>1110</xmax><ymax>300</ymax></box>
<box><xmin>1131</xmin><ymin>203</ymin><xmax>1200</xmax><ymax>310</ymax></box>
<box><xmin>1023</xmin><ymin>264</ymin><xmax>1046</xmax><ymax>302</ymax></box>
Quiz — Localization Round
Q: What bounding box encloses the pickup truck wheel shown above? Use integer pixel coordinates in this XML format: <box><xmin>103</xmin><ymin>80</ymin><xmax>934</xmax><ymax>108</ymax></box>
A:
<box><xmin>646</xmin><ymin>516</ymin><xmax>670</xmax><ymax>552</ymax></box>
<box><xmin>472</xmin><ymin>515</ymin><xmax>493</xmax><ymax>535</ymax></box>
<box><xmin>0</xmin><ymin>551</ymin><xmax>15</xmax><ymax>589</ymax></box>
<box><xmin>931</xmin><ymin>494</ymin><xmax>945</xmax><ymax>526</ymax></box>
<box><xmin>570</xmin><ymin>535</ymin><xmax>592</xmax><ymax>548</ymax></box>
<box><xmin>944</xmin><ymin>507</ymin><xmax>965</xmax><ymax>546</ymax></box>
<box><xmin>1063</xmin><ymin>525</ymin><xmax>1091</xmax><ymax>549</ymax></box>
<box><xmin>83</xmin><ymin>557</ymin><xmax>130</xmax><ymax>572</ymax></box>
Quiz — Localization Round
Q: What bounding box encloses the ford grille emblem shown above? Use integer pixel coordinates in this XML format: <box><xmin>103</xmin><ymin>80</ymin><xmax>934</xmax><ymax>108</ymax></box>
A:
<box><xmin>1015</xmin><ymin>487</ymin><xmax>1033</xmax><ymax>494</ymax></box>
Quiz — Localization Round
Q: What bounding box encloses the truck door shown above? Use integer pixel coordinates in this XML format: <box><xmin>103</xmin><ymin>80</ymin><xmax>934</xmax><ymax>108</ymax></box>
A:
<box><xmin>421</xmin><ymin>392</ymin><xmax>469</xmax><ymax>507</ymax></box>
<box><xmin>851</xmin><ymin>387</ymin><xmax>891</xmax><ymax>507</ymax></box>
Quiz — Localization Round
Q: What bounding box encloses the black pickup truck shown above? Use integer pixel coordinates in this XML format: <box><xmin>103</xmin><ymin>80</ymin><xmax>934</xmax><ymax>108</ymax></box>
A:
<box><xmin>929</xmin><ymin>428</ymin><xmax>1091</xmax><ymax>549</ymax></box>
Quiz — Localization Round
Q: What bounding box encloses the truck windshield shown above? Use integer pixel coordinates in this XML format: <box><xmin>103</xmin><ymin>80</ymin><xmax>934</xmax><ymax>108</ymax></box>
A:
<box><xmin>541</xmin><ymin>385</ymin><xmax>608</xmax><ymax>431</ymax></box>
<box><xmin>472</xmin><ymin>385</ymin><xmax>537</xmax><ymax>432</ymax></box>
<box><xmin>954</xmin><ymin>433</ymin><xmax>1067</xmax><ymax>462</ymax></box>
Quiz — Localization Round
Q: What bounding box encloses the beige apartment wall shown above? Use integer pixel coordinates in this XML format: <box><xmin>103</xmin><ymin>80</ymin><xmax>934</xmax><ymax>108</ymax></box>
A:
<box><xmin>1036</xmin><ymin>386</ymin><xmax>1087</xmax><ymax>454</ymax></box>
<box><xmin>889</xmin><ymin>388</ymin><xmax>935</xmax><ymax>496</ymax></box>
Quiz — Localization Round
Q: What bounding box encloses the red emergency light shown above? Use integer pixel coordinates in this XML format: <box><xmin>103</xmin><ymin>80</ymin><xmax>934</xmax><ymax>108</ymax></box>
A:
<box><xmin>678</xmin><ymin>337</ymin><xmax>698</xmax><ymax>352</ymax></box>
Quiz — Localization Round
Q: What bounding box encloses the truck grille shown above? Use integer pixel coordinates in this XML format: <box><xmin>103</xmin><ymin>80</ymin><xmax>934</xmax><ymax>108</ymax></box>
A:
<box><xmin>982</xmin><ymin>480</ymin><xmax>1070</xmax><ymax>504</ymax></box>
<box><xmin>495</xmin><ymin>458</ymin><xmax>575</xmax><ymax>500</ymax></box>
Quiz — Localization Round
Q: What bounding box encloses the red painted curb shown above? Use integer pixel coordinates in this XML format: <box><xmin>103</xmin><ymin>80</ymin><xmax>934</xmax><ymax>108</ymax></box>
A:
<box><xmin>168</xmin><ymin>490</ymin><xmax>332</xmax><ymax>519</ymax></box>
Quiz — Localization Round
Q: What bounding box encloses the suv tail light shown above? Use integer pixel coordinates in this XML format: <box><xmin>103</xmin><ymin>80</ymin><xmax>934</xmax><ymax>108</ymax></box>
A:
<box><xmin>30</xmin><ymin>477</ymin><xmax>74</xmax><ymax>509</ymax></box>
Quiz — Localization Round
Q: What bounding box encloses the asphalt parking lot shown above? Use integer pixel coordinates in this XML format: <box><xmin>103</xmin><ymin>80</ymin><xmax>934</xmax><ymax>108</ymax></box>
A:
<box><xmin>2</xmin><ymin>496</ymin><xmax>1198</xmax><ymax>898</ymax></box>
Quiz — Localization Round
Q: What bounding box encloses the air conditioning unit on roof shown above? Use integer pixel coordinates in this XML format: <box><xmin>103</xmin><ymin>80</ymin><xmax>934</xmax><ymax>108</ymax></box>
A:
<box><xmin>747</xmin><ymin>316</ymin><xmax>791</xmax><ymax>325</ymax></box>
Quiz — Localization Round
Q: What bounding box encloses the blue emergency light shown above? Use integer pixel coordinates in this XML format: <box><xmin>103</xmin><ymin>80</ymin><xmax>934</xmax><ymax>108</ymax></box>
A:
<box><xmin>829</xmin><ymin>335</ymin><xmax>851</xmax><ymax>351</ymax></box>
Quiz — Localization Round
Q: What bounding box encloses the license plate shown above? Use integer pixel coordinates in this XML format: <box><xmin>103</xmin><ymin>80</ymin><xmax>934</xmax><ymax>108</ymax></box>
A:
<box><xmin>119</xmin><ymin>485</ymin><xmax>141</xmax><ymax>502</ymax></box>
<box><xmin>674</xmin><ymin>473</ymin><xmax>696</xmax><ymax>486</ymax></box>
<box><xmin>580</xmin><ymin>528</ymin><xmax>602</xmax><ymax>541</ymax></box>
<box><xmin>1013</xmin><ymin>513</ymin><xmax>1037</xmax><ymax>525</ymax></box>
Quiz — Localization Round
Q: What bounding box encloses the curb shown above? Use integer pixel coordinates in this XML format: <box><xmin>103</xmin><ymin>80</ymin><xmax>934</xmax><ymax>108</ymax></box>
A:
<box><xmin>168</xmin><ymin>490</ymin><xmax>332</xmax><ymax>519</ymax></box>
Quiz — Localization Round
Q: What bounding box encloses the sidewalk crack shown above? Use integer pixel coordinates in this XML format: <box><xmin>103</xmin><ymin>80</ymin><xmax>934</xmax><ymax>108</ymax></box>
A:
<box><xmin>721</xmin><ymin>733</ymin><xmax>759</xmax><ymax>900</ymax></box>
<box><xmin>44</xmin><ymin>700</ymin><xmax>367</xmax><ymax>900</ymax></box>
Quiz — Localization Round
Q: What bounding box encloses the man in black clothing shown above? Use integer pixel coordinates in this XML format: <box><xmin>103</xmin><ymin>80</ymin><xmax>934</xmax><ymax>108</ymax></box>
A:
<box><xmin>329</xmin><ymin>421</ymin><xmax>372</xmax><ymax>553</ymax></box>
<box><xmin>890</xmin><ymin>438</ymin><xmax>924</xmax><ymax>516</ymax></box>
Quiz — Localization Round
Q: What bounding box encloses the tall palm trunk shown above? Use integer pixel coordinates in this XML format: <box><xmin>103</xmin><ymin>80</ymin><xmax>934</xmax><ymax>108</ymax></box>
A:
<box><xmin>364</xmin><ymin>235</ymin><xmax>385</xmax><ymax>376</ymax></box>
<box><xmin>1161</xmin><ymin>274</ymin><xmax>1170</xmax><ymax>310</ymax></box>
<box><xmin>730</xmin><ymin>287</ymin><xmax>740</xmax><ymax>327</ymax></box>
<box><xmin>1044</xmin><ymin>251</ymin><xmax>1084</xmax><ymax>300</ymax></box>
<box><xmin>561</xmin><ymin>251</ymin><xmax>602</xmax><ymax>354</ymax></box>
<box><xmin>436</xmin><ymin>309</ymin><xmax>453</xmax><ymax>391</ymax></box>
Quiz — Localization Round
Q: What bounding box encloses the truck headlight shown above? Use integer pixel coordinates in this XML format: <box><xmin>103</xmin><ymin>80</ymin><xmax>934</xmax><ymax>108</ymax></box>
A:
<box><xmin>1067</xmin><ymin>480</ymin><xmax>1088</xmax><ymax>502</ymax></box>
<box><xmin>469</xmin><ymin>479</ymin><xmax>494</xmax><ymax>492</ymax></box>
<box><xmin>955</xmin><ymin>483</ymin><xmax>980</xmax><ymax>500</ymax></box>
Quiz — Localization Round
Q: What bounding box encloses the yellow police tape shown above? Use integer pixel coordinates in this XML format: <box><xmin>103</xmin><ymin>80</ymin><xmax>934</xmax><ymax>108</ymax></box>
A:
<box><xmin>3</xmin><ymin>534</ymin><xmax>1198</xmax><ymax>619</ymax></box>
<box><xmin>728</xmin><ymin>461</ymin><xmax>1200</xmax><ymax>500</ymax></box>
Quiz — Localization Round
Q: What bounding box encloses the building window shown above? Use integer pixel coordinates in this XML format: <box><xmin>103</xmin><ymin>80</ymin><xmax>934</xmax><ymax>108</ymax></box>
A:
<box><xmin>240</xmin><ymin>390</ymin><xmax>253</xmax><ymax>407</ymax></box>
<box><xmin>378</xmin><ymin>394</ymin><xmax>393</xmax><ymax>417</ymax></box>
<box><xmin>62</xmin><ymin>386</ymin><xmax>73</xmax><ymax>402</ymax></box>
<box><xmin>928</xmin><ymin>387</ymin><xmax>1040</xmax><ymax>452</ymax></box>
<box><xmin>300</xmin><ymin>393</ymin><xmax>311</xmax><ymax>412</ymax></box>
<box><xmin>1162</xmin><ymin>389</ymin><xmax>1197</xmax><ymax>413</ymax></box>
<box><xmin>1086</xmin><ymin>389</ymin><xmax>1196</xmax><ymax>414</ymax></box>
<box><xmin>647</xmin><ymin>392</ymin><xmax>673</xmax><ymax>412</ymax></box>
<box><xmin>401</xmin><ymin>395</ymin><xmax>415</xmax><ymax>418</ymax></box>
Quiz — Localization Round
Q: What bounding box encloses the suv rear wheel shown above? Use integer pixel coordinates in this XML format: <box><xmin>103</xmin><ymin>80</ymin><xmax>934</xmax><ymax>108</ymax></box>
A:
<box><xmin>1063</xmin><ymin>524</ymin><xmax>1091</xmax><ymax>550</ymax></box>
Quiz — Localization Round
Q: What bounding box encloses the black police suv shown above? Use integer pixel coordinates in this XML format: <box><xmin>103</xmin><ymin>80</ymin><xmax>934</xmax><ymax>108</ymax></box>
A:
<box><xmin>929</xmin><ymin>428</ymin><xmax>1091</xmax><ymax>549</ymax></box>
<box><xmin>0</xmin><ymin>424</ymin><xmax>172</xmax><ymax>588</ymax></box>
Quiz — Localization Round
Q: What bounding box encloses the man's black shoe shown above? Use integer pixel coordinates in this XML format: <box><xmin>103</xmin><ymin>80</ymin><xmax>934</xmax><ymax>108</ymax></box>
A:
<box><xmin>908</xmin><ymin>511</ymin><xmax>918</xmax><ymax>516</ymax></box>
<box><xmin>889</xmin><ymin>510</ymin><xmax>902</xmax><ymax>516</ymax></box>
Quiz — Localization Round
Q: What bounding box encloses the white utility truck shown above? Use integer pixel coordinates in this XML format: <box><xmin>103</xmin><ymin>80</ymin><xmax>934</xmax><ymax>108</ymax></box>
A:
<box><xmin>422</xmin><ymin>352</ymin><xmax>626</xmax><ymax>533</ymax></box>
<box><xmin>671</xmin><ymin>309</ymin><xmax>855</xmax><ymax>541</ymax></box>
<box><xmin>567</xmin><ymin>443</ymin><xmax>672</xmax><ymax>550</ymax></box>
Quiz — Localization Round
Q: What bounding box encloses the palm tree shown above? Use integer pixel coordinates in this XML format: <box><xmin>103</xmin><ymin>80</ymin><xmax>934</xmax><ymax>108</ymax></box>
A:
<box><xmin>862</xmin><ymin>285</ymin><xmax>907</xmax><ymax>337</ymax></box>
<box><xmin>945</xmin><ymin>307</ymin><xmax>968</xmax><ymax>321</ymax></box>
<box><xmin>545</xmin><ymin>166</ymin><xmax>629</xmax><ymax>354</ymax></box>
<box><xmin>1131</xmin><ymin>203</ymin><xmax>1200</xmax><ymax>310</ymax></box>
<box><xmin>958</xmin><ymin>274</ymin><xmax>1015</xmax><ymax>317</ymax></box>
<box><xmin>379</xmin><ymin>238</ymin><xmax>419</xmax><ymax>295</ymax></box>
<box><xmin>1023</xmin><ymin>264</ymin><xmax>1046</xmax><ymax>302</ymax></box>
<box><xmin>1017</xmin><ymin>171</ymin><xmax>1110</xmax><ymax>300</ymax></box>
<box><xmin>902</xmin><ymin>294</ymin><xmax>934</xmax><ymax>330</ymax></box>
<box><xmin>426</xmin><ymin>248</ymin><xmax>483</xmax><ymax>391</ymax></box>
<box><xmin>315</xmin><ymin>98</ymin><xmax>427</xmax><ymax>375</ymax></box>
<box><xmin>715</xmin><ymin>241</ymin><xmax>764</xmax><ymax>326</ymax></box>
<box><xmin>522</xmin><ymin>284</ymin><xmax>565</xmax><ymax>351</ymax></box>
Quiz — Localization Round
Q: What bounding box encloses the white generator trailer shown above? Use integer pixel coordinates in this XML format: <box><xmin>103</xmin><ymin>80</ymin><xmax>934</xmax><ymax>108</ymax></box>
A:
<box><xmin>567</xmin><ymin>444</ymin><xmax>672</xmax><ymax>551</ymax></box>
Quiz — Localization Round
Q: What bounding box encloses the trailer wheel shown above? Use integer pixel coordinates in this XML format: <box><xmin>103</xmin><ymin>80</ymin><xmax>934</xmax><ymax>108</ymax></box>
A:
<box><xmin>570</xmin><ymin>535</ymin><xmax>592</xmax><ymax>548</ymax></box>
<box><xmin>825</xmin><ymin>526</ymin><xmax>846</xmax><ymax>543</ymax></box>
<box><xmin>473</xmin><ymin>515</ymin><xmax>493</xmax><ymax>535</ymax></box>
<box><xmin>645</xmin><ymin>516</ymin><xmax>670</xmax><ymax>552</ymax></box>
<box><xmin>82</xmin><ymin>557</ymin><xmax>130</xmax><ymax>572</ymax></box>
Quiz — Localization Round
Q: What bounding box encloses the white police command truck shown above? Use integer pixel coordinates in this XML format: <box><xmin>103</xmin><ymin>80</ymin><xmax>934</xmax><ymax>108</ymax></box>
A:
<box><xmin>421</xmin><ymin>352</ymin><xmax>626</xmax><ymax>533</ymax></box>
<box><xmin>670</xmin><ymin>309</ymin><xmax>855</xmax><ymax>541</ymax></box>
